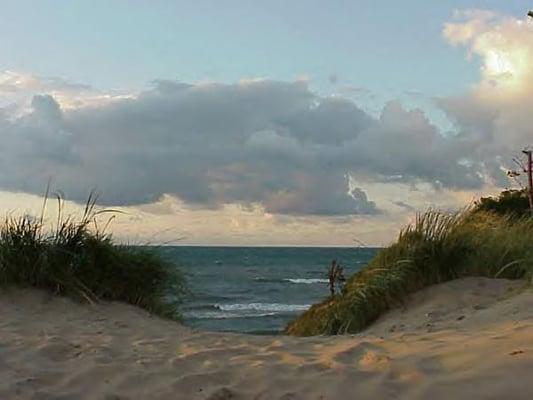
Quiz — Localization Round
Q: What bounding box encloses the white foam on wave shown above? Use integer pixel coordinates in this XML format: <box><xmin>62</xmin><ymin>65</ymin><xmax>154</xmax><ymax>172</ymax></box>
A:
<box><xmin>186</xmin><ymin>311</ymin><xmax>277</xmax><ymax>320</ymax></box>
<box><xmin>285</xmin><ymin>278</ymin><xmax>329</xmax><ymax>284</ymax></box>
<box><xmin>215</xmin><ymin>303</ymin><xmax>311</xmax><ymax>312</ymax></box>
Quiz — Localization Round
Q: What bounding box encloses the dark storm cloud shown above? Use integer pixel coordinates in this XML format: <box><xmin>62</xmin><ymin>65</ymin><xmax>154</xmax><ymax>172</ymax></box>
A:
<box><xmin>0</xmin><ymin>79</ymin><xmax>495</xmax><ymax>216</ymax></box>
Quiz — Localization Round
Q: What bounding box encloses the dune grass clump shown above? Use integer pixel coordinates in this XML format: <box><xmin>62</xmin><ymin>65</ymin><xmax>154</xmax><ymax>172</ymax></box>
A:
<box><xmin>286</xmin><ymin>209</ymin><xmax>533</xmax><ymax>336</ymax></box>
<box><xmin>0</xmin><ymin>193</ymin><xmax>186</xmax><ymax>319</ymax></box>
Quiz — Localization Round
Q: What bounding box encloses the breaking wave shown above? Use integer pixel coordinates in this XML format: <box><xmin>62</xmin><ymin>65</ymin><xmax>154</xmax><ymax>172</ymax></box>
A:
<box><xmin>215</xmin><ymin>303</ymin><xmax>311</xmax><ymax>312</ymax></box>
<box><xmin>285</xmin><ymin>278</ymin><xmax>328</xmax><ymax>284</ymax></box>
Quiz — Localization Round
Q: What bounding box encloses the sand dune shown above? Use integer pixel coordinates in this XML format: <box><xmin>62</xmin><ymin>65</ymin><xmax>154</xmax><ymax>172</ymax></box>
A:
<box><xmin>1</xmin><ymin>277</ymin><xmax>532</xmax><ymax>400</ymax></box>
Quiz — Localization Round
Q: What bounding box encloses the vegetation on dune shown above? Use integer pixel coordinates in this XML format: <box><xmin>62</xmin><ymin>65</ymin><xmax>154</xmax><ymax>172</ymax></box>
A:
<box><xmin>0</xmin><ymin>192</ymin><xmax>186</xmax><ymax>319</ymax></box>
<box><xmin>474</xmin><ymin>189</ymin><xmax>531</xmax><ymax>219</ymax></box>
<box><xmin>286</xmin><ymin>192</ymin><xmax>533</xmax><ymax>336</ymax></box>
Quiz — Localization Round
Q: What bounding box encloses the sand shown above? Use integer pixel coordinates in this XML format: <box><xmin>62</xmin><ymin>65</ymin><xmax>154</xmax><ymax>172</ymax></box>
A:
<box><xmin>1</xmin><ymin>277</ymin><xmax>532</xmax><ymax>400</ymax></box>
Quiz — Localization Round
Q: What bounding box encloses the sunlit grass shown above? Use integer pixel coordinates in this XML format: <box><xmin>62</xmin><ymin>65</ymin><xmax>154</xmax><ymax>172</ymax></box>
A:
<box><xmin>286</xmin><ymin>208</ymin><xmax>533</xmax><ymax>336</ymax></box>
<box><xmin>0</xmin><ymin>190</ymin><xmax>186</xmax><ymax>319</ymax></box>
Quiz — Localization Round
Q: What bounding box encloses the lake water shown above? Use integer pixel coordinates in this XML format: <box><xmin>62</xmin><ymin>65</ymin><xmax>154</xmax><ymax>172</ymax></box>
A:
<box><xmin>157</xmin><ymin>246</ymin><xmax>379</xmax><ymax>334</ymax></box>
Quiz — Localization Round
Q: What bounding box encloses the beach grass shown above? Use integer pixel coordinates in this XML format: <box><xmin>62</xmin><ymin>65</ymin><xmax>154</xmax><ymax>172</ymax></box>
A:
<box><xmin>286</xmin><ymin>196</ymin><xmax>533</xmax><ymax>336</ymax></box>
<box><xmin>0</xmin><ymin>192</ymin><xmax>186</xmax><ymax>319</ymax></box>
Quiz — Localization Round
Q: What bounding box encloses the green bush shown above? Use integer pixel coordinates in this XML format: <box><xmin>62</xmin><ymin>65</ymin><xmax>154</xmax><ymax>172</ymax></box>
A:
<box><xmin>0</xmin><ymin>193</ymin><xmax>186</xmax><ymax>319</ymax></box>
<box><xmin>286</xmin><ymin>209</ymin><xmax>533</xmax><ymax>336</ymax></box>
<box><xmin>474</xmin><ymin>189</ymin><xmax>531</xmax><ymax>218</ymax></box>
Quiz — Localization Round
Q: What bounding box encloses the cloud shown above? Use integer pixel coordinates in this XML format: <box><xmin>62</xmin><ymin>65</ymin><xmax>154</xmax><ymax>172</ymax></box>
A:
<box><xmin>443</xmin><ymin>10</ymin><xmax>533</xmax><ymax>91</ymax></box>
<box><xmin>340</xmin><ymin>86</ymin><xmax>372</xmax><ymax>96</ymax></box>
<box><xmin>328</xmin><ymin>73</ymin><xmax>339</xmax><ymax>85</ymax></box>
<box><xmin>0</xmin><ymin>70</ymin><xmax>92</xmax><ymax>94</ymax></box>
<box><xmin>393</xmin><ymin>200</ymin><xmax>416</xmax><ymax>212</ymax></box>
<box><xmin>440</xmin><ymin>9</ymin><xmax>533</xmax><ymax>184</ymax></box>
<box><xmin>0</xmin><ymin>71</ymin><xmax>502</xmax><ymax>217</ymax></box>
<box><xmin>0</xmin><ymin>70</ymin><xmax>133</xmax><ymax>111</ymax></box>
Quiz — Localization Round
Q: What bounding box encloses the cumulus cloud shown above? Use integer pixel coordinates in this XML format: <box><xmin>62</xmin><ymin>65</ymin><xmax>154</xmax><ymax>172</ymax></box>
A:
<box><xmin>0</xmin><ymin>70</ymin><xmax>133</xmax><ymax>111</ymax></box>
<box><xmin>444</xmin><ymin>9</ymin><xmax>533</xmax><ymax>94</ymax></box>
<box><xmin>440</xmin><ymin>10</ymin><xmax>533</xmax><ymax>184</ymax></box>
<box><xmin>0</xmin><ymin>70</ymin><xmax>502</xmax><ymax>216</ymax></box>
<box><xmin>0</xmin><ymin>70</ymin><xmax>91</xmax><ymax>94</ymax></box>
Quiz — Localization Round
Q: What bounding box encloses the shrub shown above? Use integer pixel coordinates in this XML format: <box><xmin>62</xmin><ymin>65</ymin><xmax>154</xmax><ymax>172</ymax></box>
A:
<box><xmin>474</xmin><ymin>189</ymin><xmax>531</xmax><ymax>218</ymax></box>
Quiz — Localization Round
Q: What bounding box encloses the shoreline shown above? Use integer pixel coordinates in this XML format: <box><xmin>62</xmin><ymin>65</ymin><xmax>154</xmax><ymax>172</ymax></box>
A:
<box><xmin>2</xmin><ymin>277</ymin><xmax>532</xmax><ymax>399</ymax></box>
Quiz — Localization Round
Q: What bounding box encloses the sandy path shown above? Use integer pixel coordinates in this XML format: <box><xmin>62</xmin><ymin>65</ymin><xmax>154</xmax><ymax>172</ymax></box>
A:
<box><xmin>1</xmin><ymin>277</ymin><xmax>532</xmax><ymax>400</ymax></box>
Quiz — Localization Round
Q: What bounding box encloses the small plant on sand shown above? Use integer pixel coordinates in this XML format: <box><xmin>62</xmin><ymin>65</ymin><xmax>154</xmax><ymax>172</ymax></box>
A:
<box><xmin>0</xmin><ymin>190</ymin><xmax>186</xmax><ymax>319</ymax></box>
<box><xmin>327</xmin><ymin>260</ymin><xmax>346</xmax><ymax>296</ymax></box>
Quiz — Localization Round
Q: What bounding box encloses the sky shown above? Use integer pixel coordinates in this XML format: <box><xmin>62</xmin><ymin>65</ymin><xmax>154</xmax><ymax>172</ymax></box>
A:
<box><xmin>0</xmin><ymin>1</ymin><xmax>532</xmax><ymax>246</ymax></box>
